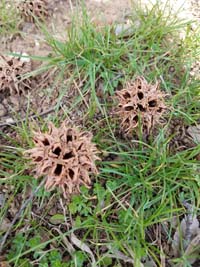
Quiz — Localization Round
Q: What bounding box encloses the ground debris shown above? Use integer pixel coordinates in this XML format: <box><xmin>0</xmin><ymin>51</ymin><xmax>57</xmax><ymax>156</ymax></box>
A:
<box><xmin>24</xmin><ymin>122</ymin><xmax>100</xmax><ymax>198</ymax></box>
<box><xmin>0</xmin><ymin>258</ymin><xmax>10</xmax><ymax>267</ymax></box>
<box><xmin>168</xmin><ymin>119</ymin><xmax>196</xmax><ymax>152</ymax></box>
<box><xmin>171</xmin><ymin>203</ymin><xmax>200</xmax><ymax>266</ymax></box>
<box><xmin>114</xmin><ymin>76</ymin><xmax>166</xmax><ymax>136</ymax></box>
<box><xmin>187</xmin><ymin>125</ymin><xmax>200</xmax><ymax>144</ymax></box>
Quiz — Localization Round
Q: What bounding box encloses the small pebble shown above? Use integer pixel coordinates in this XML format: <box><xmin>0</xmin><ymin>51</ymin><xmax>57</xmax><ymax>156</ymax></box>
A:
<box><xmin>6</xmin><ymin>118</ymin><xmax>14</xmax><ymax>124</ymax></box>
<box><xmin>0</xmin><ymin>104</ymin><xmax>6</xmax><ymax>117</ymax></box>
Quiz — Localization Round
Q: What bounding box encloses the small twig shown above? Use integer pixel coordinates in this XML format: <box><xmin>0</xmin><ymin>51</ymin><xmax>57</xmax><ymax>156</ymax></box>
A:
<box><xmin>59</xmin><ymin>198</ymin><xmax>71</xmax><ymax>231</ymax></box>
<box><xmin>73</xmin><ymin>79</ymin><xmax>89</xmax><ymax>109</ymax></box>
<box><xmin>0</xmin><ymin>179</ymin><xmax>46</xmax><ymax>254</ymax></box>
<box><xmin>69</xmin><ymin>0</ymin><xmax>74</xmax><ymax>11</ymax></box>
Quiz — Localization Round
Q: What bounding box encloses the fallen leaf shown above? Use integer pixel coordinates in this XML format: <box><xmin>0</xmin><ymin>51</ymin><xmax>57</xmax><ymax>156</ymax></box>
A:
<box><xmin>0</xmin><ymin>261</ymin><xmax>10</xmax><ymax>267</ymax></box>
<box><xmin>0</xmin><ymin>218</ymin><xmax>11</xmax><ymax>232</ymax></box>
<box><xmin>143</xmin><ymin>259</ymin><xmax>156</xmax><ymax>267</ymax></box>
<box><xmin>50</xmin><ymin>214</ymin><xmax>65</xmax><ymax>225</ymax></box>
<box><xmin>187</xmin><ymin>125</ymin><xmax>200</xmax><ymax>143</ymax></box>
<box><xmin>175</xmin><ymin>234</ymin><xmax>200</xmax><ymax>267</ymax></box>
<box><xmin>5</xmin><ymin>118</ymin><xmax>14</xmax><ymax>124</ymax></box>
<box><xmin>0</xmin><ymin>104</ymin><xmax>6</xmax><ymax>117</ymax></box>
<box><xmin>0</xmin><ymin>256</ymin><xmax>9</xmax><ymax>267</ymax></box>
<box><xmin>172</xmin><ymin>215</ymin><xmax>200</xmax><ymax>257</ymax></box>
<box><xmin>184</xmin><ymin>233</ymin><xmax>200</xmax><ymax>264</ymax></box>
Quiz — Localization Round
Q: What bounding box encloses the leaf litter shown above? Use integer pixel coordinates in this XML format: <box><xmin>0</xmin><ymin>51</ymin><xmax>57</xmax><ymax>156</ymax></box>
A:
<box><xmin>172</xmin><ymin>202</ymin><xmax>200</xmax><ymax>266</ymax></box>
<box><xmin>187</xmin><ymin>125</ymin><xmax>200</xmax><ymax>144</ymax></box>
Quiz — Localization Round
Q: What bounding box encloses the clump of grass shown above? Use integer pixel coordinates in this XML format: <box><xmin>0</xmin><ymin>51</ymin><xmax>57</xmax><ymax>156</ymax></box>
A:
<box><xmin>0</xmin><ymin>0</ymin><xmax>20</xmax><ymax>36</ymax></box>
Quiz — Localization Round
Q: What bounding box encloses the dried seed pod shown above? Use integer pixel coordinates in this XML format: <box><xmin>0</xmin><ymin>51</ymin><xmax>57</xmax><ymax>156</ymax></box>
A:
<box><xmin>0</xmin><ymin>54</ymin><xmax>31</xmax><ymax>95</ymax></box>
<box><xmin>24</xmin><ymin>122</ymin><xmax>100</xmax><ymax>198</ymax></box>
<box><xmin>18</xmin><ymin>0</ymin><xmax>48</xmax><ymax>23</ymax></box>
<box><xmin>114</xmin><ymin>76</ymin><xmax>166</xmax><ymax>135</ymax></box>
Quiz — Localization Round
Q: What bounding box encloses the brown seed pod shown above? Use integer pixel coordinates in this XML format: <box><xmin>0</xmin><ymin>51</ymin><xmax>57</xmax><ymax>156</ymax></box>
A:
<box><xmin>114</xmin><ymin>76</ymin><xmax>166</xmax><ymax>135</ymax></box>
<box><xmin>0</xmin><ymin>54</ymin><xmax>31</xmax><ymax>95</ymax></box>
<box><xmin>18</xmin><ymin>0</ymin><xmax>49</xmax><ymax>23</ymax></box>
<box><xmin>24</xmin><ymin>122</ymin><xmax>100</xmax><ymax>198</ymax></box>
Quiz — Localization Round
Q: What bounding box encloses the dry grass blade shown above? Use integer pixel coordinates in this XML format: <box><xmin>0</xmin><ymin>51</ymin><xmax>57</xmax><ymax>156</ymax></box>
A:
<box><xmin>71</xmin><ymin>233</ymin><xmax>96</xmax><ymax>265</ymax></box>
<box><xmin>53</xmin><ymin>228</ymin><xmax>75</xmax><ymax>255</ymax></box>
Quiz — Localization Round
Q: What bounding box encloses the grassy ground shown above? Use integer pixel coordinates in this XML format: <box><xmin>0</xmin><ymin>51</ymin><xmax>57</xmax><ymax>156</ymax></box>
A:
<box><xmin>0</xmin><ymin>0</ymin><xmax>20</xmax><ymax>36</ymax></box>
<box><xmin>0</xmin><ymin>1</ymin><xmax>200</xmax><ymax>267</ymax></box>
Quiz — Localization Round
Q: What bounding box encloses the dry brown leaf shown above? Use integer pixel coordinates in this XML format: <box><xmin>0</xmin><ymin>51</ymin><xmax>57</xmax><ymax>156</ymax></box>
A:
<box><xmin>0</xmin><ymin>260</ymin><xmax>10</xmax><ymax>267</ymax></box>
<box><xmin>143</xmin><ymin>259</ymin><xmax>156</xmax><ymax>267</ymax></box>
<box><xmin>0</xmin><ymin>218</ymin><xmax>11</xmax><ymax>232</ymax></box>
<box><xmin>114</xmin><ymin>76</ymin><xmax>166</xmax><ymax>135</ymax></box>
<box><xmin>187</xmin><ymin>125</ymin><xmax>200</xmax><ymax>143</ymax></box>
<box><xmin>172</xmin><ymin>214</ymin><xmax>200</xmax><ymax>259</ymax></box>
<box><xmin>175</xmin><ymin>233</ymin><xmax>200</xmax><ymax>267</ymax></box>
<box><xmin>184</xmin><ymin>233</ymin><xmax>200</xmax><ymax>264</ymax></box>
<box><xmin>24</xmin><ymin>122</ymin><xmax>100</xmax><ymax>198</ymax></box>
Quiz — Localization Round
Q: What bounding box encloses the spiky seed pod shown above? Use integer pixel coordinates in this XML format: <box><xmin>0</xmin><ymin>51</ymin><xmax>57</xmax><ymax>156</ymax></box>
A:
<box><xmin>0</xmin><ymin>54</ymin><xmax>31</xmax><ymax>95</ymax></box>
<box><xmin>24</xmin><ymin>122</ymin><xmax>100</xmax><ymax>198</ymax></box>
<box><xmin>18</xmin><ymin>0</ymin><xmax>48</xmax><ymax>23</ymax></box>
<box><xmin>114</xmin><ymin>76</ymin><xmax>166</xmax><ymax>135</ymax></box>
